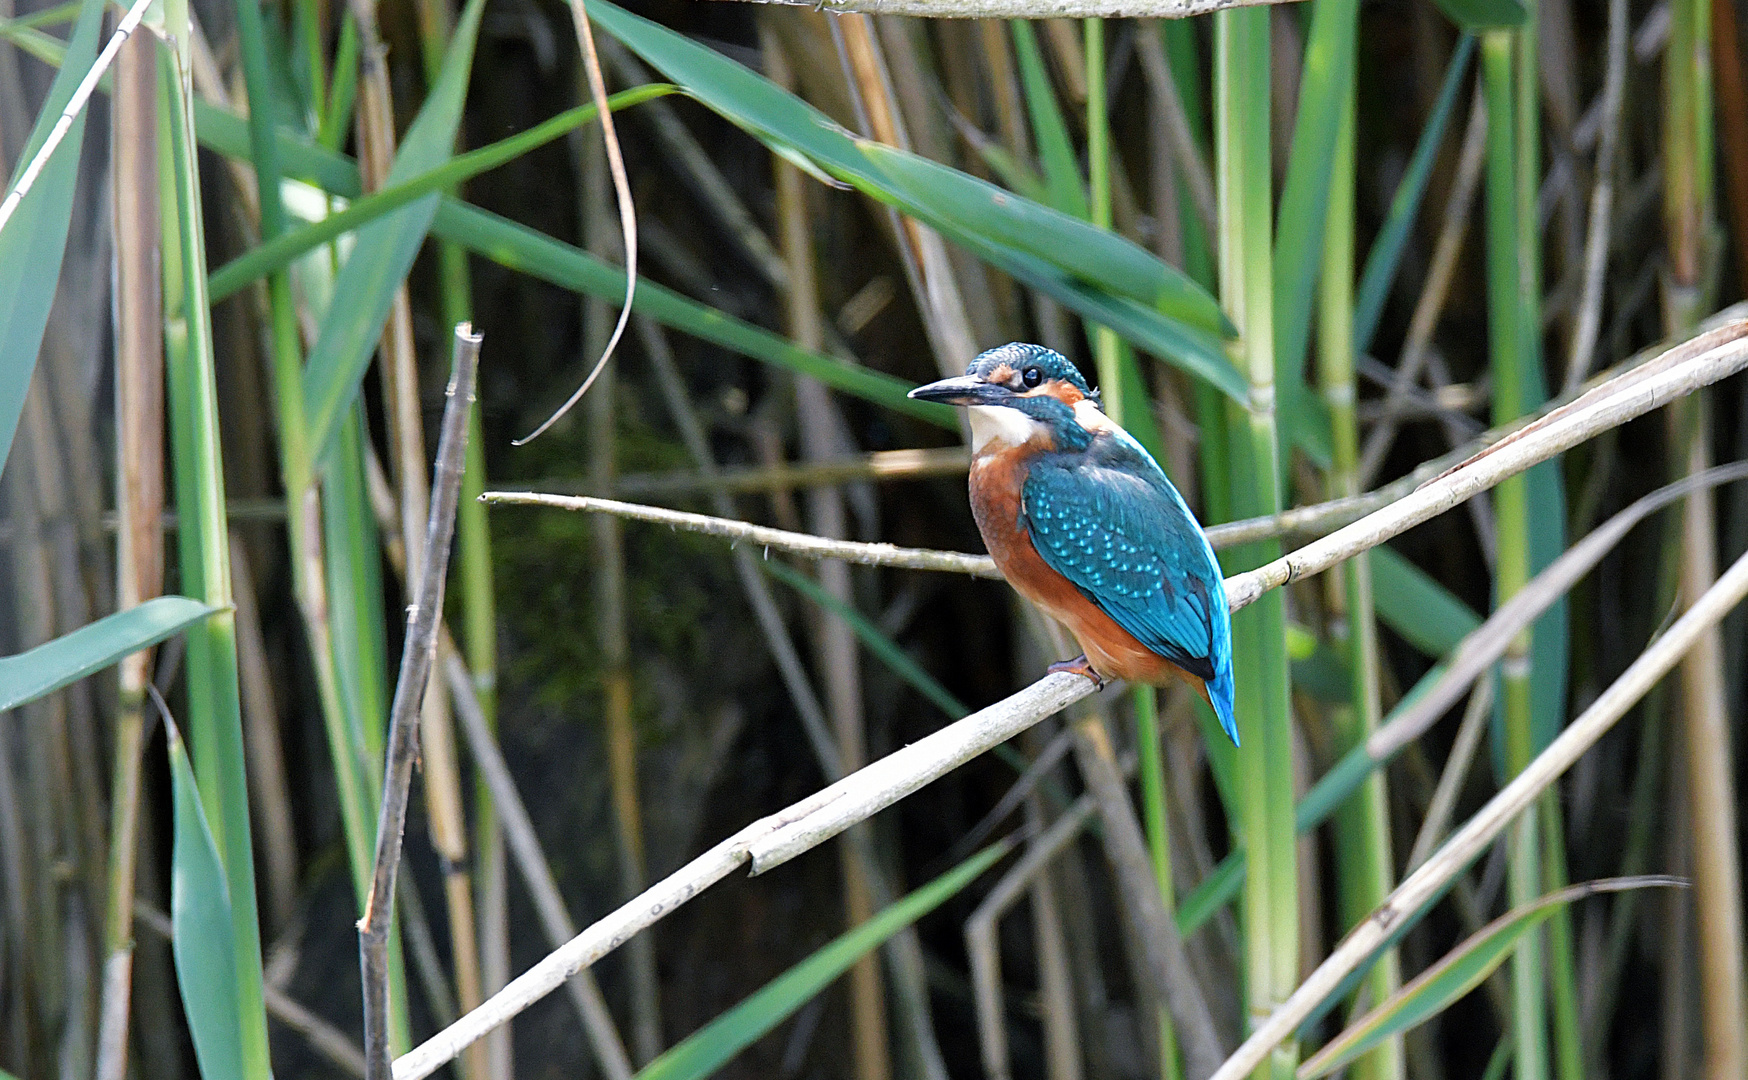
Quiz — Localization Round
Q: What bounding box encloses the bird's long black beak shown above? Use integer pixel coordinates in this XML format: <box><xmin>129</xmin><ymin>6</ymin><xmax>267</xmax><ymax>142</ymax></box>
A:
<box><xmin>907</xmin><ymin>375</ymin><xmax>1015</xmax><ymax>407</ymax></box>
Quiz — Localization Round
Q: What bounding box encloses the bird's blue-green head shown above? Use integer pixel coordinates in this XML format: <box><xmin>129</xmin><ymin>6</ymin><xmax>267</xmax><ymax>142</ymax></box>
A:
<box><xmin>908</xmin><ymin>343</ymin><xmax>1099</xmax><ymax>453</ymax></box>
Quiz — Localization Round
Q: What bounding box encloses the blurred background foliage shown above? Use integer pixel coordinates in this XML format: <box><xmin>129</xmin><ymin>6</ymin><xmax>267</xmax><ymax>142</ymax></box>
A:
<box><xmin>0</xmin><ymin>0</ymin><xmax>1746</xmax><ymax>1077</ymax></box>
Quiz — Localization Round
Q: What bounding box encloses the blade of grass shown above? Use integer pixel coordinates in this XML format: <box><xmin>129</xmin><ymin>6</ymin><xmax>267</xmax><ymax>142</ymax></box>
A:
<box><xmin>1271</xmin><ymin>0</ymin><xmax>1359</xmax><ymax>468</ymax></box>
<box><xmin>0</xmin><ymin>598</ymin><xmax>213</xmax><ymax>711</ymax></box>
<box><xmin>430</xmin><ymin>200</ymin><xmax>956</xmax><ymax>425</ymax></box>
<box><xmin>635</xmin><ymin>842</ymin><xmax>1011</xmax><ymax>1080</ymax></box>
<box><xmin>1011</xmin><ymin>18</ymin><xmax>1087</xmax><ymax>218</ymax></box>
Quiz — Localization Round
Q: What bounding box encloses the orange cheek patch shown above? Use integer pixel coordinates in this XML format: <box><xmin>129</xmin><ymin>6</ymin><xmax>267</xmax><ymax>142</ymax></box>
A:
<box><xmin>986</xmin><ymin>363</ymin><xmax>1017</xmax><ymax>385</ymax></box>
<box><xmin>1035</xmin><ymin>382</ymin><xmax>1085</xmax><ymax>407</ymax></box>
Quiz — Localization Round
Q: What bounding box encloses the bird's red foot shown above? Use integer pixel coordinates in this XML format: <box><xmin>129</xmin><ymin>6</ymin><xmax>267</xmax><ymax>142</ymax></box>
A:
<box><xmin>1048</xmin><ymin>654</ymin><xmax>1106</xmax><ymax>690</ymax></box>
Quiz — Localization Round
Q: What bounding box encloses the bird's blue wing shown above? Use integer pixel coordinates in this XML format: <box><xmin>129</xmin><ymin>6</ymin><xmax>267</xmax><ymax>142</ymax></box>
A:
<box><xmin>1021</xmin><ymin>444</ymin><xmax>1226</xmax><ymax>683</ymax></box>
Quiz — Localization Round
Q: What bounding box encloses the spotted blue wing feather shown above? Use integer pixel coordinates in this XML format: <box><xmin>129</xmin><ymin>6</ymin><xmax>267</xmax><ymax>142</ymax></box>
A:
<box><xmin>1021</xmin><ymin>428</ymin><xmax>1239</xmax><ymax>745</ymax></box>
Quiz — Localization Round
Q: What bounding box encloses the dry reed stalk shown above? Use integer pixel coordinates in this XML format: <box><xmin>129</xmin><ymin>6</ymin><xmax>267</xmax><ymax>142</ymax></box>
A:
<box><xmin>95</xmin><ymin>26</ymin><xmax>161</xmax><ymax>1080</ymax></box>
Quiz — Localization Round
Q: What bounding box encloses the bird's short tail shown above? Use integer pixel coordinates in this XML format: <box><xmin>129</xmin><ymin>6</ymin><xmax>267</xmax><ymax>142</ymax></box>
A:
<box><xmin>1206</xmin><ymin>665</ymin><xmax>1239</xmax><ymax>747</ymax></box>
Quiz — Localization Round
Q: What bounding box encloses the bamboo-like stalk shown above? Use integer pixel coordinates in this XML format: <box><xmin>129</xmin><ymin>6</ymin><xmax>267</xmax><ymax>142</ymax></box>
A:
<box><xmin>94</xmin><ymin>25</ymin><xmax>160</xmax><ymax>1080</ymax></box>
<box><xmin>360</xmin><ymin>325</ymin><xmax>482</xmax><ymax>1080</ymax></box>
<box><xmin>1214</xmin><ymin>8</ymin><xmax>1297</xmax><ymax>1077</ymax></box>
<box><xmin>1479</xmin><ymin>26</ymin><xmax>1548</xmax><ymax>1072</ymax></box>
<box><xmin>1662</xmin><ymin>0</ymin><xmax>1748</xmax><ymax>1071</ymax></box>
<box><xmin>1316</xmin><ymin>53</ymin><xmax>1401</xmax><ymax>1080</ymax></box>
<box><xmin>161</xmin><ymin>24</ymin><xmax>272</xmax><ymax>1074</ymax></box>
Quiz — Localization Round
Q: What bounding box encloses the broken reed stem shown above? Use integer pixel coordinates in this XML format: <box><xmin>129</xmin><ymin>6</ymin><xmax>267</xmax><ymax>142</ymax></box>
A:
<box><xmin>360</xmin><ymin>324</ymin><xmax>481</xmax><ymax>1080</ymax></box>
<box><xmin>407</xmin><ymin>323</ymin><xmax>1748</xmax><ymax>1080</ymax></box>
<box><xmin>1209</xmin><ymin>540</ymin><xmax>1748</xmax><ymax>1080</ymax></box>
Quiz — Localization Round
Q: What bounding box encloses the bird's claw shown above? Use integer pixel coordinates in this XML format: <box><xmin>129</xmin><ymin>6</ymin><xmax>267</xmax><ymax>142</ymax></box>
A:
<box><xmin>1047</xmin><ymin>655</ymin><xmax>1106</xmax><ymax>690</ymax></box>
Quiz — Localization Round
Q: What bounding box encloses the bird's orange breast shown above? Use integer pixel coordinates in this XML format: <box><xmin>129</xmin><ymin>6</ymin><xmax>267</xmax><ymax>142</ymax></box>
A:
<box><xmin>970</xmin><ymin>445</ymin><xmax>1205</xmax><ymax>695</ymax></box>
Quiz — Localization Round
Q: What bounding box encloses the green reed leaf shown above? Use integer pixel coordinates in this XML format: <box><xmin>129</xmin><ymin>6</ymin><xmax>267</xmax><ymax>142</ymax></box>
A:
<box><xmin>0</xmin><ymin>597</ymin><xmax>215</xmax><ymax>711</ymax></box>
<box><xmin>167</xmin><ymin>722</ymin><xmax>246</xmax><ymax>1080</ymax></box>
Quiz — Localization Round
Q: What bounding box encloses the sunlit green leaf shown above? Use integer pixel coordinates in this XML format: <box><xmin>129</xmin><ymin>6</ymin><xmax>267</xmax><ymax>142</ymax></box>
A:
<box><xmin>637</xmin><ymin>842</ymin><xmax>1009</xmax><ymax>1080</ymax></box>
<box><xmin>860</xmin><ymin>141</ymin><xmax>1229</xmax><ymax>337</ymax></box>
<box><xmin>0</xmin><ymin>597</ymin><xmax>215</xmax><ymax>712</ymax></box>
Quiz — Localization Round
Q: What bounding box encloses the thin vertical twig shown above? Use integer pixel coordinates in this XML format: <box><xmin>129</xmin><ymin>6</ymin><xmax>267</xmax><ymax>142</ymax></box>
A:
<box><xmin>361</xmin><ymin>324</ymin><xmax>482</xmax><ymax>1080</ymax></box>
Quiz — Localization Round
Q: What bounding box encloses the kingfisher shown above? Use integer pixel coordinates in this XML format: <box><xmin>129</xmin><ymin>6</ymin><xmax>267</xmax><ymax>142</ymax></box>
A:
<box><xmin>910</xmin><ymin>343</ymin><xmax>1239</xmax><ymax>746</ymax></box>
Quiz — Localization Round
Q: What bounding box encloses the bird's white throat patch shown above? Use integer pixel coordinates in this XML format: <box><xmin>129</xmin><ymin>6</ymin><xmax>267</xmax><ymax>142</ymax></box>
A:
<box><xmin>968</xmin><ymin>405</ymin><xmax>1046</xmax><ymax>453</ymax></box>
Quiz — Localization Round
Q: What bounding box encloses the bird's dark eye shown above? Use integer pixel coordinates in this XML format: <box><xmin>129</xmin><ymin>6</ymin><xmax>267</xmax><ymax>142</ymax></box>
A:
<box><xmin>1021</xmin><ymin>366</ymin><xmax>1043</xmax><ymax>388</ymax></box>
